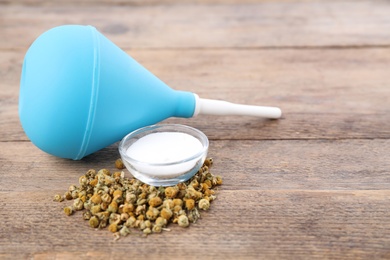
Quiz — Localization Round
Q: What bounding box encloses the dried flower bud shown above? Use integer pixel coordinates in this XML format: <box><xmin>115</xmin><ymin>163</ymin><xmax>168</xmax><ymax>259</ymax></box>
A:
<box><xmin>119</xmin><ymin>226</ymin><xmax>131</xmax><ymax>237</ymax></box>
<box><xmin>162</xmin><ymin>199</ymin><xmax>174</xmax><ymax>209</ymax></box>
<box><xmin>173</xmin><ymin>205</ymin><xmax>183</xmax><ymax>214</ymax></box>
<box><xmin>90</xmin><ymin>194</ymin><xmax>102</xmax><ymax>204</ymax></box>
<box><xmin>143</xmin><ymin>227</ymin><xmax>152</xmax><ymax>235</ymax></box>
<box><xmin>115</xmin><ymin>159</ymin><xmax>125</xmax><ymax>169</ymax></box>
<box><xmin>73</xmin><ymin>198</ymin><xmax>84</xmax><ymax>211</ymax></box>
<box><xmin>188</xmin><ymin>208</ymin><xmax>201</xmax><ymax>223</ymax></box>
<box><xmin>125</xmin><ymin>216</ymin><xmax>137</xmax><ymax>228</ymax></box>
<box><xmin>185</xmin><ymin>187</ymin><xmax>202</xmax><ymax>200</ymax></box>
<box><xmin>85</xmin><ymin>169</ymin><xmax>96</xmax><ymax>177</ymax></box>
<box><xmin>89</xmin><ymin>178</ymin><xmax>98</xmax><ymax>187</ymax></box>
<box><xmin>100</xmin><ymin>202</ymin><xmax>109</xmax><ymax>211</ymax></box>
<box><xmin>98</xmin><ymin>169</ymin><xmax>110</xmax><ymax>176</ymax></box>
<box><xmin>177</xmin><ymin>183</ymin><xmax>187</xmax><ymax>190</ymax></box>
<box><xmin>125</xmin><ymin>193</ymin><xmax>137</xmax><ymax>204</ymax></box>
<box><xmin>178</xmin><ymin>215</ymin><xmax>189</xmax><ymax>228</ymax></box>
<box><xmin>190</xmin><ymin>179</ymin><xmax>199</xmax><ymax>189</ymax></box>
<box><xmin>204</xmin><ymin>189</ymin><xmax>215</xmax><ymax>197</ymax></box>
<box><xmin>155</xmin><ymin>217</ymin><xmax>167</xmax><ymax>227</ymax></box>
<box><xmin>185</xmin><ymin>199</ymin><xmax>195</xmax><ymax>210</ymax></box>
<box><xmin>173</xmin><ymin>199</ymin><xmax>183</xmax><ymax>207</ymax></box>
<box><xmin>89</xmin><ymin>216</ymin><xmax>99</xmax><ymax>228</ymax></box>
<box><xmin>64</xmin><ymin>206</ymin><xmax>73</xmax><ymax>216</ymax></box>
<box><xmin>121</xmin><ymin>203</ymin><xmax>134</xmax><ymax>214</ymax></box>
<box><xmin>204</xmin><ymin>158</ymin><xmax>213</xmax><ymax>168</ymax></box>
<box><xmin>83</xmin><ymin>211</ymin><xmax>92</xmax><ymax>220</ymax></box>
<box><xmin>144</xmin><ymin>220</ymin><xmax>152</xmax><ymax>229</ymax></box>
<box><xmin>108</xmin><ymin>201</ymin><xmax>118</xmax><ymax>213</ymax></box>
<box><xmin>108</xmin><ymin>223</ymin><xmax>118</xmax><ymax>233</ymax></box>
<box><xmin>101</xmin><ymin>193</ymin><xmax>112</xmax><ymax>204</ymax></box>
<box><xmin>113</xmin><ymin>189</ymin><xmax>123</xmax><ymax>199</ymax></box>
<box><xmin>109</xmin><ymin>213</ymin><xmax>121</xmax><ymax>225</ymax></box>
<box><xmin>165</xmin><ymin>186</ymin><xmax>179</xmax><ymax>199</ymax></box>
<box><xmin>84</xmin><ymin>200</ymin><xmax>92</xmax><ymax>210</ymax></box>
<box><xmin>160</xmin><ymin>208</ymin><xmax>173</xmax><ymax>220</ymax></box>
<box><xmin>204</xmin><ymin>179</ymin><xmax>212</xmax><ymax>189</ymax></box>
<box><xmin>139</xmin><ymin>220</ymin><xmax>147</xmax><ymax>230</ymax></box>
<box><xmin>53</xmin><ymin>194</ymin><xmax>64</xmax><ymax>202</ymax></box>
<box><xmin>71</xmin><ymin>190</ymin><xmax>79</xmax><ymax>199</ymax></box>
<box><xmin>120</xmin><ymin>212</ymin><xmax>129</xmax><ymax>222</ymax></box>
<box><xmin>90</xmin><ymin>205</ymin><xmax>101</xmax><ymax>215</ymax></box>
<box><xmin>215</xmin><ymin>176</ymin><xmax>223</xmax><ymax>185</ymax></box>
<box><xmin>152</xmin><ymin>225</ymin><xmax>162</xmax><ymax>233</ymax></box>
<box><xmin>198</xmin><ymin>199</ymin><xmax>210</xmax><ymax>210</ymax></box>
<box><xmin>79</xmin><ymin>175</ymin><xmax>88</xmax><ymax>186</ymax></box>
<box><xmin>68</xmin><ymin>185</ymin><xmax>77</xmax><ymax>192</ymax></box>
<box><xmin>64</xmin><ymin>191</ymin><xmax>73</xmax><ymax>200</ymax></box>
<box><xmin>135</xmin><ymin>205</ymin><xmax>145</xmax><ymax>216</ymax></box>
<box><xmin>95</xmin><ymin>211</ymin><xmax>110</xmax><ymax>221</ymax></box>
<box><xmin>146</xmin><ymin>207</ymin><xmax>160</xmax><ymax>221</ymax></box>
<box><xmin>148</xmin><ymin>197</ymin><xmax>162</xmax><ymax>207</ymax></box>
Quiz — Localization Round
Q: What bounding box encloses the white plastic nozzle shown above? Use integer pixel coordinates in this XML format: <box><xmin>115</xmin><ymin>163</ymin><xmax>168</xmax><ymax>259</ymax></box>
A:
<box><xmin>193</xmin><ymin>94</ymin><xmax>282</xmax><ymax>119</ymax></box>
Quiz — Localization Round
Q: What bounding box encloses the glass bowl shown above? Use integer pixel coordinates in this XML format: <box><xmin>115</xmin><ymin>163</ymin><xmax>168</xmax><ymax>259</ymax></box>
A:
<box><xmin>119</xmin><ymin>124</ymin><xmax>209</xmax><ymax>186</ymax></box>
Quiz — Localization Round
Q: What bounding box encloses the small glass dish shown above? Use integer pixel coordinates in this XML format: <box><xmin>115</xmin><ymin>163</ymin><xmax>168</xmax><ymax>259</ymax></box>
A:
<box><xmin>119</xmin><ymin>124</ymin><xmax>209</xmax><ymax>186</ymax></box>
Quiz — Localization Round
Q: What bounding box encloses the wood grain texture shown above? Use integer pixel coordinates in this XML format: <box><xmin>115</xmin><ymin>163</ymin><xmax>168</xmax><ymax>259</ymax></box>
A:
<box><xmin>2</xmin><ymin>189</ymin><xmax>390</xmax><ymax>259</ymax></box>
<box><xmin>1</xmin><ymin>0</ymin><xmax>390</xmax><ymax>258</ymax></box>
<box><xmin>1</xmin><ymin>139</ymin><xmax>390</xmax><ymax>192</ymax></box>
<box><xmin>2</xmin><ymin>1</ymin><xmax>390</xmax><ymax>49</ymax></box>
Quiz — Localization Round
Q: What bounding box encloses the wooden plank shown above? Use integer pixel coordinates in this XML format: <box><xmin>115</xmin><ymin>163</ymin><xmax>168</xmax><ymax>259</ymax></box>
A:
<box><xmin>2</xmin><ymin>1</ymin><xmax>390</xmax><ymax>49</ymax></box>
<box><xmin>1</xmin><ymin>189</ymin><xmax>390</xmax><ymax>259</ymax></box>
<box><xmin>1</xmin><ymin>139</ymin><xmax>389</xmax><ymax>192</ymax></box>
<box><xmin>3</xmin><ymin>48</ymin><xmax>390</xmax><ymax>141</ymax></box>
<box><xmin>0</xmin><ymin>0</ymin><xmax>332</xmax><ymax>5</ymax></box>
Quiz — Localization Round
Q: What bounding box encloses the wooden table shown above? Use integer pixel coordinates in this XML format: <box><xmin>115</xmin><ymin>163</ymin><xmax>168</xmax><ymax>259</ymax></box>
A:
<box><xmin>1</xmin><ymin>0</ymin><xmax>390</xmax><ymax>259</ymax></box>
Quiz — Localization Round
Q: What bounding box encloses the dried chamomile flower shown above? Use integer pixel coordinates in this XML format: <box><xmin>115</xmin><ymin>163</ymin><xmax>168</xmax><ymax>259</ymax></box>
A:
<box><xmin>162</xmin><ymin>199</ymin><xmax>174</xmax><ymax>209</ymax></box>
<box><xmin>108</xmin><ymin>201</ymin><xmax>118</xmax><ymax>213</ymax></box>
<box><xmin>177</xmin><ymin>215</ymin><xmax>189</xmax><ymax>228</ymax></box>
<box><xmin>204</xmin><ymin>158</ymin><xmax>213</xmax><ymax>167</ymax></box>
<box><xmin>119</xmin><ymin>226</ymin><xmax>131</xmax><ymax>237</ymax></box>
<box><xmin>115</xmin><ymin>158</ymin><xmax>125</xmax><ymax>169</ymax></box>
<box><xmin>215</xmin><ymin>175</ymin><xmax>223</xmax><ymax>185</ymax></box>
<box><xmin>108</xmin><ymin>223</ymin><xmax>118</xmax><ymax>233</ymax></box>
<box><xmin>143</xmin><ymin>227</ymin><xmax>152</xmax><ymax>235</ymax></box>
<box><xmin>64</xmin><ymin>206</ymin><xmax>73</xmax><ymax>216</ymax></box>
<box><xmin>160</xmin><ymin>208</ymin><xmax>173</xmax><ymax>220</ymax></box>
<box><xmin>172</xmin><ymin>199</ymin><xmax>183</xmax><ymax>207</ymax></box>
<box><xmin>53</xmin><ymin>194</ymin><xmax>64</xmax><ymax>202</ymax></box>
<box><xmin>90</xmin><ymin>194</ymin><xmax>102</xmax><ymax>204</ymax></box>
<box><xmin>113</xmin><ymin>189</ymin><xmax>123</xmax><ymax>199</ymax></box>
<box><xmin>64</xmin><ymin>191</ymin><xmax>73</xmax><ymax>200</ymax></box>
<box><xmin>83</xmin><ymin>211</ymin><xmax>92</xmax><ymax>220</ymax></box>
<box><xmin>89</xmin><ymin>216</ymin><xmax>99</xmax><ymax>228</ymax></box>
<box><xmin>148</xmin><ymin>197</ymin><xmax>162</xmax><ymax>207</ymax></box>
<box><xmin>155</xmin><ymin>217</ymin><xmax>167</xmax><ymax>227</ymax></box>
<box><xmin>146</xmin><ymin>207</ymin><xmax>160</xmax><ymax>221</ymax></box>
<box><xmin>198</xmin><ymin>199</ymin><xmax>210</xmax><ymax>211</ymax></box>
<box><xmin>165</xmin><ymin>186</ymin><xmax>179</xmax><ymax>199</ymax></box>
<box><xmin>152</xmin><ymin>225</ymin><xmax>162</xmax><ymax>233</ymax></box>
<box><xmin>185</xmin><ymin>199</ymin><xmax>195</xmax><ymax>210</ymax></box>
<box><xmin>73</xmin><ymin>198</ymin><xmax>84</xmax><ymax>211</ymax></box>
<box><xmin>90</xmin><ymin>204</ymin><xmax>102</xmax><ymax>215</ymax></box>
<box><xmin>120</xmin><ymin>213</ymin><xmax>129</xmax><ymax>222</ymax></box>
<box><xmin>101</xmin><ymin>193</ymin><xmax>112</xmax><ymax>204</ymax></box>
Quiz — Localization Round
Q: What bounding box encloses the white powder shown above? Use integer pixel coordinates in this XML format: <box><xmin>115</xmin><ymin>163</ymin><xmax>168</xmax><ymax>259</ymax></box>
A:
<box><xmin>126</xmin><ymin>132</ymin><xmax>204</xmax><ymax>177</ymax></box>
